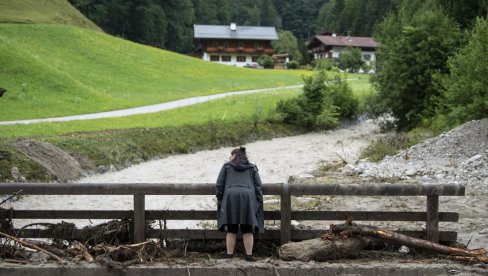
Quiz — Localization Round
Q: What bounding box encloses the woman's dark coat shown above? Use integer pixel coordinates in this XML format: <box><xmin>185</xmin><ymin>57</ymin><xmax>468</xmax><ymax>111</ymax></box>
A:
<box><xmin>216</xmin><ymin>161</ymin><xmax>264</xmax><ymax>233</ymax></box>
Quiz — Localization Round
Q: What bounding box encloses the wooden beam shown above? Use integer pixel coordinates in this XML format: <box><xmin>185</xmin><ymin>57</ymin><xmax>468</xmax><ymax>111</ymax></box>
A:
<box><xmin>290</xmin><ymin>211</ymin><xmax>458</xmax><ymax>222</ymax></box>
<box><xmin>4</xmin><ymin>210</ymin><xmax>133</xmax><ymax>219</ymax></box>
<box><xmin>0</xmin><ymin>183</ymin><xmax>464</xmax><ymax>196</ymax></box>
<box><xmin>426</xmin><ymin>195</ymin><xmax>439</xmax><ymax>243</ymax></box>
<box><xmin>281</xmin><ymin>183</ymin><xmax>291</xmax><ymax>244</ymax></box>
<box><xmin>133</xmin><ymin>194</ymin><xmax>145</xmax><ymax>243</ymax></box>
<box><xmin>10</xmin><ymin>228</ymin><xmax>458</xmax><ymax>242</ymax></box>
<box><xmin>289</xmin><ymin>183</ymin><xmax>465</xmax><ymax>196</ymax></box>
<box><xmin>3</xmin><ymin>210</ymin><xmax>458</xmax><ymax>222</ymax></box>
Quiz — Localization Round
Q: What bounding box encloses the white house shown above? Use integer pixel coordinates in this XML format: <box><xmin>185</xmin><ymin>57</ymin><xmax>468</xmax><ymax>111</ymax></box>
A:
<box><xmin>193</xmin><ymin>23</ymin><xmax>278</xmax><ymax>67</ymax></box>
<box><xmin>307</xmin><ymin>34</ymin><xmax>379</xmax><ymax>72</ymax></box>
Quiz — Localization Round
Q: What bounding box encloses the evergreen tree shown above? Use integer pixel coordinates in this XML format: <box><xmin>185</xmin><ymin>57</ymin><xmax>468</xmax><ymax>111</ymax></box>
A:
<box><xmin>297</xmin><ymin>37</ymin><xmax>311</xmax><ymax>65</ymax></box>
<box><xmin>437</xmin><ymin>17</ymin><xmax>488</xmax><ymax>126</ymax></box>
<box><xmin>372</xmin><ymin>0</ymin><xmax>461</xmax><ymax>130</ymax></box>
<box><xmin>129</xmin><ymin>1</ymin><xmax>167</xmax><ymax>47</ymax></box>
<box><xmin>160</xmin><ymin>0</ymin><xmax>195</xmax><ymax>52</ymax></box>
<box><xmin>192</xmin><ymin>0</ymin><xmax>218</xmax><ymax>24</ymax></box>
<box><xmin>439</xmin><ymin>0</ymin><xmax>488</xmax><ymax>29</ymax></box>
<box><xmin>215</xmin><ymin>0</ymin><xmax>231</xmax><ymax>24</ymax></box>
<box><xmin>260</xmin><ymin>0</ymin><xmax>280</xmax><ymax>27</ymax></box>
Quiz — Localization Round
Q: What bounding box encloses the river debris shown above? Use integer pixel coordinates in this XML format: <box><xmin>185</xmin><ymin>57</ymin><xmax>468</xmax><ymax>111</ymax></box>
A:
<box><xmin>322</xmin><ymin>219</ymin><xmax>488</xmax><ymax>263</ymax></box>
<box><xmin>1</xmin><ymin>217</ymin><xmax>487</xmax><ymax>269</ymax></box>
<box><xmin>0</xmin><ymin>218</ymin><xmax>172</xmax><ymax>268</ymax></box>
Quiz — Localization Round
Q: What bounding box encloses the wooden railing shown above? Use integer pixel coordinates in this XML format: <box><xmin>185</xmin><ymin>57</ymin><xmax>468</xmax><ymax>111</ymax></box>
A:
<box><xmin>205</xmin><ymin>46</ymin><xmax>274</xmax><ymax>54</ymax></box>
<box><xmin>0</xmin><ymin>183</ymin><xmax>465</xmax><ymax>244</ymax></box>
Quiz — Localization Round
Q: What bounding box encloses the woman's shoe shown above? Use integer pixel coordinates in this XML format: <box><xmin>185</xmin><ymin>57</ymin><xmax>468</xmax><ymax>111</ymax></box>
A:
<box><xmin>224</xmin><ymin>253</ymin><xmax>234</xmax><ymax>259</ymax></box>
<box><xmin>244</xmin><ymin>255</ymin><xmax>255</xmax><ymax>262</ymax></box>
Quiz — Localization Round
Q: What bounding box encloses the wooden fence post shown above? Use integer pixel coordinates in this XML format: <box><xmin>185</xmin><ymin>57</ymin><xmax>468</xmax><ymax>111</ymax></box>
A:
<box><xmin>426</xmin><ymin>195</ymin><xmax>439</xmax><ymax>243</ymax></box>
<box><xmin>280</xmin><ymin>182</ymin><xmax>291</xmax><ymax>244</ymax></box>
<box><xmin>133</xmin><ymin>194</ymin><xmax>146</xmax><ymax>243</ymax></box>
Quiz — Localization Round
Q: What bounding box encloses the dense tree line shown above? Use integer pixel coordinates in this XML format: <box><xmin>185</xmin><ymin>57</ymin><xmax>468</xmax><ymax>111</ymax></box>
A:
<box><xmin>68</xmin><ymin>0</ymin><xmax>393</xmax><ymax>53</ymax></box>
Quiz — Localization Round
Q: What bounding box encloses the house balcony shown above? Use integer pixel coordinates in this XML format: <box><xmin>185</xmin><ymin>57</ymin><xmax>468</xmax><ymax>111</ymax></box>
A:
<box><xmin>205</xmin><ymin>47</ymin><xmax>274</xmax><ymax>55</ymax></box>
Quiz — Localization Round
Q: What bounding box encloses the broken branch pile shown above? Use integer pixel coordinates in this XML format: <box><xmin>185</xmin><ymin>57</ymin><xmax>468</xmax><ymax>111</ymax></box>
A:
<box><xmin>279</xmin><ymin>219</ymin><xmax>488</xmax><ymax>263</ymax></box>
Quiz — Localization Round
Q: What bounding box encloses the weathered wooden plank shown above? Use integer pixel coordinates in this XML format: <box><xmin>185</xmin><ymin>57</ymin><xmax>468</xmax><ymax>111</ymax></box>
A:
<box><xmin>426</xmin><ymin>195</ymin><xmax>439</xmax><ymax>243</ymax></box>
<box><xmin>3</xmin><ymin>210</ymin><xmax>133</xmax><ymax>219</ymax></box>
<box><xmin>3</xmin><ymin>210</ymin><xmax>458</xmax><ymax>222</ymax></box>
<box><xmin>281</xmin><ymin>183</ymin><xmax>292</xmax><ymax>244</ymax></box>
<box><xmin>0</xmin><ymin>183</ymin><xmax>465</xmax><ymax>196</ymax></box>
<box><xmin>290</xmin><ymin>183</ymin><xmax>465</xmax><ymax>196</ymax></box>
<box><xmin>133</xmin><ymin>194</ymin><xmax>145</xmax><ymax>243</ymax></box>
<box><xmin>290</xmin><ymin>211</ymin><xmax>459</xmax><ymax>222</ymax></box>
<box><xmin>10</xmin><ymin>228</ymin><xmax>458</xmax><ymax>242</ymax></box>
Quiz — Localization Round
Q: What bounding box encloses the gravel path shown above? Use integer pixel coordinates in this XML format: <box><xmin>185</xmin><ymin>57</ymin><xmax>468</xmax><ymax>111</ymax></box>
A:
<box><xmin>0</xmin><ymin>85</ymin><xmax>302</xmax><ymax>125</ymax></box>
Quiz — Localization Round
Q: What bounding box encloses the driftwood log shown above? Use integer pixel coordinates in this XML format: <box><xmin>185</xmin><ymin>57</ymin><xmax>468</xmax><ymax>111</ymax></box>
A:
<box><xmin>328</xmin><ymin>221</ymin><xmax>488</xmax><ymax>262</ymax></box>
<box><xmin>279</xmin><ymin>237</ymin><xmax>367</xmax><ymax>261</ymax></box>
<box><xmin>0</xmin><ymin>231</ymin><xmax>64</xmax><ymax>263</ymax></box>
<box><xmin>279</xmin><ymin>220</ymin><xmax>488</xmax><ymax>263</ymax></box>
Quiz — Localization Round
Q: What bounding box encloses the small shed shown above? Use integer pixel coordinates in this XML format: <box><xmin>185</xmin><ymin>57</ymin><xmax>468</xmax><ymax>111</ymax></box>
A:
<box><xmin>272</xmin><ymin>54</ymin><xmax>289</xmax><ymax>69</ymax></box>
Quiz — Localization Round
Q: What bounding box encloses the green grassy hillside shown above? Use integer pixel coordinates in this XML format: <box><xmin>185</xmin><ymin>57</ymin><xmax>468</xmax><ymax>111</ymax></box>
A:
<box><xmin>0</xmin><ymin>24</ymin><xmax>307</xmax><ymax>121</ymax></box>
<box><xmin>0</xmin><ymin>0</ymin><xmax>101</xmax><ymax>31</ymax></box>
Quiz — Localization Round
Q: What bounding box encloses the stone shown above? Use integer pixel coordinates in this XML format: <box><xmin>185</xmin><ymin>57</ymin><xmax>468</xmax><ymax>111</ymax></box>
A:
<box><xmin>10</xmin><ymin>167</ymin><xmax>20</xmax><ymax>180</ymax></box>
<box><xmin>399</xmin><ymin>246</ymin><xmax>410</xmax><ymax>254</ymax></box>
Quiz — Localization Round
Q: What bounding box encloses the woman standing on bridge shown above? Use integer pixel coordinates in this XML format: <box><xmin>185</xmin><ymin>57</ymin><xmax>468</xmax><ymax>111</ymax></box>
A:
<box><xmin>216</xmin><ymin>146</ymin><xmax>264</xmax><ymax>261</ymax></box>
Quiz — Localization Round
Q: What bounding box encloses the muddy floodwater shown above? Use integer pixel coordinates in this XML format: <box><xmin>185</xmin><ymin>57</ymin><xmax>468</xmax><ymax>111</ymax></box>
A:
<box><xmin>6</xmin><ymin>120</ymin><xmax>380</xmax><ymax>229</ymax></box>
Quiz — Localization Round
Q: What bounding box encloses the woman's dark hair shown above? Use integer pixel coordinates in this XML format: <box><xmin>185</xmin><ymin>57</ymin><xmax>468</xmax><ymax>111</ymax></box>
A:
<box><xmin>230</xmin><ymin>146</ymin><xmax>249</xmax><ymax>164</ymax></box>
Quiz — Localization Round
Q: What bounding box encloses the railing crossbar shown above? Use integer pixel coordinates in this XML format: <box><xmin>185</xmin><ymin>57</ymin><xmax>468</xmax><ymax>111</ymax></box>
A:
<box><xmin>0</xmin><ymin>182</ymin><xmax>465</xmax><ymax>244</ymax></box>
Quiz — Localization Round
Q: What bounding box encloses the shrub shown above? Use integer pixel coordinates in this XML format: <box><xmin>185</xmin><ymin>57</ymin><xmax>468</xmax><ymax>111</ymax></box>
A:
<box><xmin>299</xmin><ymin>64</ymin><xmax>313</xmax><ymax>71</ymax></box>
<box><xmin>329</xmin><ymin>81</ymin><xmax>359</xmax><ymax>119</ymax></box>
<box><xmin>276</xmin><ymin>71</ymin><xmax>345</xmax><ymax>130</ymax></box>
<box><xmin>337</xmin><ymin>47</ymin><xmax>364</xmax><ymax>72</ymax></box>
<box><xmin>257</xmin><ymin>54</ymin><xmax>274</xmax><ymax>69</ymax></box>
<box><xmin>286</xmin><ymin>60</ymin><xmax>299</xmax><ymax>69</ymax></box>
<box><xmin>315</xmin><ymin>59</ymin><xmax>335</xmax><ymax>71</ymax></box>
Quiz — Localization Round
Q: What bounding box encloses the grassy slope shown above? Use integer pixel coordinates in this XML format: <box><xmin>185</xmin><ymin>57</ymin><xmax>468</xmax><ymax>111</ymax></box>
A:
<box><xmin>0</xmin><ymin>24</ymin><xmax>307</xmax><ymax>121</ymax></box>
<box><xmin>0</xmin><ymin>0</ymin><xmax>101</xmax><ymax>31</ymax></box>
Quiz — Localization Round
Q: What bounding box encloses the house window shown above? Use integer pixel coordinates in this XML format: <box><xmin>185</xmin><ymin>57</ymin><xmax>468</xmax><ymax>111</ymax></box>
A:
<box><xmin>252</xmin><ymin>56</ymin><xmax>259</xmax><ymax>62</ymax></box>
<box><xmin>221</xmin><ymin>55</ymin><xmax>231</xmax><ymax>62</ymax></box>
<box><xmin>224</xmin><ymin>41</ymin><xmax>229</xmax><ymax>48</ymax></box>
<box><xmin>363</xmin><ymin>54</ymin><xmax>371</xmax><ymax>61</ymax></box>
<box><xmin>237</xmin><ymin>56</ymin><xmax>246</xmax><ymax>62</ymax></box>
<box><xmin>210</xmin><ymin>55</ymin><xmax>220</xmax><ymax>61</ymax></box>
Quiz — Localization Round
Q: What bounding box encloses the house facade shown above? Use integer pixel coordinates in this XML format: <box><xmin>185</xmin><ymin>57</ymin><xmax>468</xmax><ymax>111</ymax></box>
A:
<box><xmin>193</xmin><ymin>23</ymin><xmax>278</xmax><ymax>67</ymax></box>
<box><xmin>307</xmin><ymin>34</ymin><xmax>378</xmax><ymax>71</ymax></box>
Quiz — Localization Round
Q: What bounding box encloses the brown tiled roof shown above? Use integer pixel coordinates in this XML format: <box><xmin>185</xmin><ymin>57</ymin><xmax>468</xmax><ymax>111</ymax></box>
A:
<box><xmin>315</xmin><ymin>35</ymin><xmax>378</xmax><ymax>48</ymax></box>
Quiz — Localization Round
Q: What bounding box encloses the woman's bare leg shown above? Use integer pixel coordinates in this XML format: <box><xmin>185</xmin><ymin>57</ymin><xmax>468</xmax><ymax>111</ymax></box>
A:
<box><xmin>226</xmin><ymin>233</ymin><xmax>237</xmax><ymax>254</ymax></box>
<box><xmin>243</xmin><ymin>233</ymin><xmax>254</xmax><ymax>255</ymax></box>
